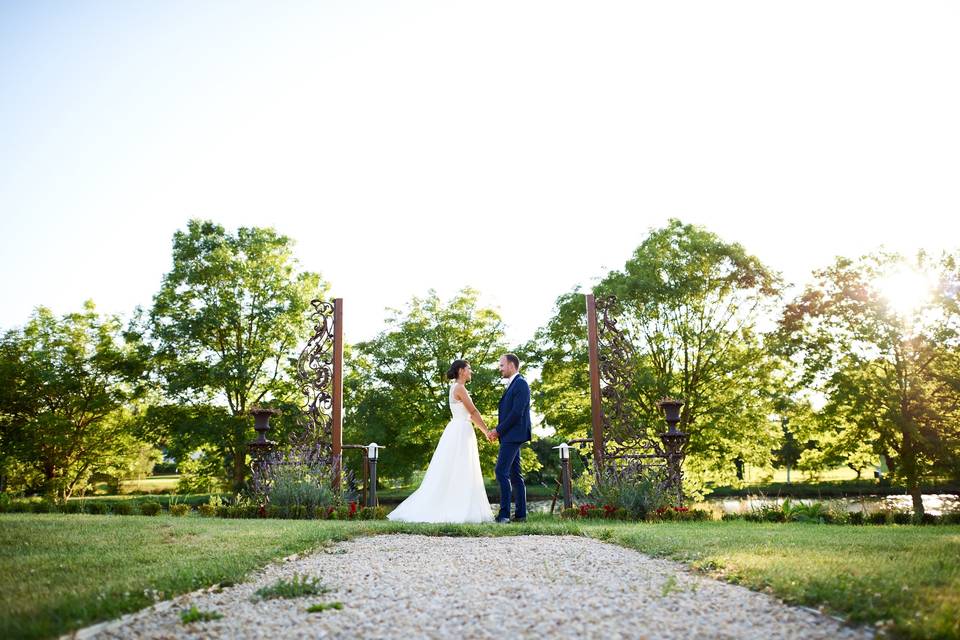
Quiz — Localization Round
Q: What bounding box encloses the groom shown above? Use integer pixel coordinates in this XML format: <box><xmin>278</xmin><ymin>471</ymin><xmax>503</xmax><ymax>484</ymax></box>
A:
<box><xmin>487</xmin><ymin>353</ymin><xmax>531</xmax><ymax>523</ymax></box>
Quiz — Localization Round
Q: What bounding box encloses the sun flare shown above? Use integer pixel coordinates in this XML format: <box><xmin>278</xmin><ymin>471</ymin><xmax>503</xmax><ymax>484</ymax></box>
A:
<box><xmin>876</xmin><ymin>266</ymin><xmax>935</xmax><ymax>317</ymax></box>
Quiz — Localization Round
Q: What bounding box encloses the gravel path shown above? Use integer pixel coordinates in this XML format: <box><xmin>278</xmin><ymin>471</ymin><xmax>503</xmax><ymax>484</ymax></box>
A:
<box><xmin>78</xmin><ymin>534</ymin><xmax>873</xmax><ymax>640</ymax></box>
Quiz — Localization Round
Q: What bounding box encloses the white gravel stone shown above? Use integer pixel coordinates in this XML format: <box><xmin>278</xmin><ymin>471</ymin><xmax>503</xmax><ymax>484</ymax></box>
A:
<box><xmin>75</xmin><ymin>534</ymin><xmax>873</xmax><ymax>640</ymax></box>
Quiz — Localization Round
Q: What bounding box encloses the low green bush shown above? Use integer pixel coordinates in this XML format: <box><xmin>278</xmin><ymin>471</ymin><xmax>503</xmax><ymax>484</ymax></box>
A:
<box><xmin>941</xmin><ymin>510</ymin><xmax>960</xmax><ymax>525</ymax></box>
<box><xmin>139</xmin><ymin>501</ymin><xmax>162</xmax><ymax>516</ymax></box>
<box><xmin>86</xmin><ymin>501</ymin><xmax>108</xmax><ymax>515</ymax></box>
<box><xmin>31</xmin><ymin>500</ymin><xmax>54</xmax><ymax>514</ymax></box>
<box><xmin>892</xmin><ymin>511</ymin><xmax>912</xmax><ymax>525</ymax></box>
<box><xmin>60</xmin><ymin>501</ymin><xmax>84</xmax><ymax>514</ymax></box>
<box><xmin>110</xmin><ymin>502</ymin><xmax>134</xmax><ymax>516</ymax></box>
<box><xmin>8</xmin><ymin>501</ymin><xmax>31</xmax><ymax>513</ymax></box>
<box><xmin>170</xmin><ymin>504</ymin><xmax>191</xmax><ymax>517</ymax></box>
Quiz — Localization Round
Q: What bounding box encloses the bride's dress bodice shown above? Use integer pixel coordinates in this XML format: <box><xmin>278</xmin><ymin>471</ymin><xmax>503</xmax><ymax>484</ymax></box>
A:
<box><xmin>449</xmin><ymin>384</ymin><xmax>471</xmax><ymax>421</ymax></box>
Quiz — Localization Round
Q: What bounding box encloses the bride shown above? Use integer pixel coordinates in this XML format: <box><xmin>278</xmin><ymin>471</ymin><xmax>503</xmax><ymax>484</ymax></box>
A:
<box><xmin>387</xmin><ymin>359</ymin><xmax>494</xmax><ymax>523</ymax></box>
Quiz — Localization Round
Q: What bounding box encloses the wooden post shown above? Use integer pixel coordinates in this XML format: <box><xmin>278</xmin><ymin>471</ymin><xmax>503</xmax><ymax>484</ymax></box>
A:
<box><xmin>586</xmin><ymin>294</ymin><xmax>604</xmax><ymax>475</ymax></box>
<box><xmin>332</xmin><ymin>298</ymin><xmax>344</xmax><ymax>489</ymax></box>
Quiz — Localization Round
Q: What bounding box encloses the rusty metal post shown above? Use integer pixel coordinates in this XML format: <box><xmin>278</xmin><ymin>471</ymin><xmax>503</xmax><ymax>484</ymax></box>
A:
<box><xmin>554</xmin><ymin>443</ymin><xmax>573</xmax><ymax>510</ymax></box>
<box><xmin>332</xmin><ymin>298</ymin><xmax>344</xmax><ymax>490</ymax></box>
<box><xmin>586</xmin><ymin>294</ymin><xmax>604</xmax><ymax>476</ymax></box>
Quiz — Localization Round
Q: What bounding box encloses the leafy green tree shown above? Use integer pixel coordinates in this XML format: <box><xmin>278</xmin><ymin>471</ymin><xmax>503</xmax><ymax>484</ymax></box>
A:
<box><xmin>529</xmin><ymin>220</ymin><xmax>786</xmax><ymax>491</ymax></box>
<box><xmin>778</xmin><ymin>251</ymin><xmax>960</xmax><ymax>516</ymax></box>
<box><xmin>345</xmin><ymin>288</ymin><xmax>510</xmax><ymax>481</ymax></box>
<box><xmin>148</xmin><ymin>220</ymin><xmax>327</xmax><ymax>490</ymax></box>
<box><xmin>523</xmin><ymin>290</ymin><xmax>592</xmax><ymax>443</ymax></box>
<box><xmin>0</xmin><ymin>302</ymin><xmax>149</xmax><ymax>499</ymax></box>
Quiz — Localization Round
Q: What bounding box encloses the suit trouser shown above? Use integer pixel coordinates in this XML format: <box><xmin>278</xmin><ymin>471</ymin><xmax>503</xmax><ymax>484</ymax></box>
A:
<box><xmin>495</xmin><ymin>441</ymin><xmax>526</xmax><ymax>520</ymax></box>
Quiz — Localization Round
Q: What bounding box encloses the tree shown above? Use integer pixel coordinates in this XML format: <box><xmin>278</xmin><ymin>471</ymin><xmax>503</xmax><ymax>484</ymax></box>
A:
<box><xmin>0</xmin><ymin>302</ymin><xmax>149</xmax><ymax>499</ymax></box>
<box><xmin>529</xmin><ymin>220</ymin><xmax>786</xmax><ymax>490</ymax></box>
<box><xmin>345</xmin><ymin>288</ymin><xmax>511</xmax><ymax>481</ymax></box>
<box><xmin>778</xmin><ymin>250</ymin><xmax>960</xmax><ymax>517</ymax></box>
<box><xmin>523</xmin><ymin>290</ymin><xmax>593</xmax><ymax>443</ymax></box>
<box><xmin>148</xmin><ymin>220</ymin><xmax>327</xmax><ymax>490</ymax></box>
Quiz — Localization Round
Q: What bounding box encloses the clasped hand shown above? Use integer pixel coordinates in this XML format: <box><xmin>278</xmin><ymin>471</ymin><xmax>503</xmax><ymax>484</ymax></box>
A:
<box><xmin>484</xmin><ymin>429</ymin><xmax>499</xmax><ymax>442</ymax></box>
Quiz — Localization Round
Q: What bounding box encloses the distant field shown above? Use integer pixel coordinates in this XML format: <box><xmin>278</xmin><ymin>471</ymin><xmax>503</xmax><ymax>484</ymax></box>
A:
<box><xmin>119</xmin><ymin>475</ymin><xmax>180</xmax><ymax>492</ymax></box>
<box><xmin>742</xmin><ymin>465</ymin><xmax>863</xmax><ymax>484</ymax></box>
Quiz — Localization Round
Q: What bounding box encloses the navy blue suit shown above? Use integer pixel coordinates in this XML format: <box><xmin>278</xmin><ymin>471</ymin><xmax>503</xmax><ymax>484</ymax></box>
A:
<box><xmin>495</xmin><ymin>375</ymin><xmax>531</xmax><ymax>521</ymax></box>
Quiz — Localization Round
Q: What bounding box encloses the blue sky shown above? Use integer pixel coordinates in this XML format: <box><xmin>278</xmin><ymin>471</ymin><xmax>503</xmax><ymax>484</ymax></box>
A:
<box><xmin>2</xmin><ymin>1</ymin><xmax>958</xmax><ymax>347</ymax></box>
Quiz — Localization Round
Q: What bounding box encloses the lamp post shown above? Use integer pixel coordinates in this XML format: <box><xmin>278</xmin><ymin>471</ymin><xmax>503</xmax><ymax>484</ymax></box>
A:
<box><xmin>366</xmin><ymin>443</ymin><xmax>384</xmax><ymax>507</ymax></box>
<box><xmin>553</xmin><ymin>443</ymin><xmax>573</xmax><ymax>509</ymax></box>
<box><xmin>657</xmin><ymin>398</ymin><xmax>689</xmax><ymax>506</ymax></box>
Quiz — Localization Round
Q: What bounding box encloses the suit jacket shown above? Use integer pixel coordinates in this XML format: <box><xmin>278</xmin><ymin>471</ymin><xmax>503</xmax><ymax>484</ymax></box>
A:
<box><xmin>496</xmin><ymin>375</ymin><xmax>532</xmax><ymax>443</ymax></box>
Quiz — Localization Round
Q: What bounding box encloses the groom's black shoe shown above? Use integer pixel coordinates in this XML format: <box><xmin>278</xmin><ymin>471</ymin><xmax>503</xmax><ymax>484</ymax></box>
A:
<box><xmin>495</xmin><ymin>517</ymin><xmax>511</xmax><ymax>524</ymax></box>
<box><xmin>511</xmin><ymin>516</ymin><xmax>527</xmax><ymax>523</ymax></box>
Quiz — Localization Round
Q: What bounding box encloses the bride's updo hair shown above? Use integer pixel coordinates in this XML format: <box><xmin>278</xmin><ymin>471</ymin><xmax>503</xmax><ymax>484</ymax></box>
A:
<box><xmin>446</xmin><ymin>359</ymin><xmax>469</xmax><ymax>381</ymax></box>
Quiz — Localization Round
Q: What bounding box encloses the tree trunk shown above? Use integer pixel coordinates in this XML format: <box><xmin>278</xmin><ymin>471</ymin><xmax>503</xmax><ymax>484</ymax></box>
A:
<box><xmin>900</xmin><ymin>427</ymin><xmax>925</xmax><ymax>518</ymax></box>
<box><xmin>231</xmin><ymin>449</ymin><xmax>247</xmax><ymax>492</ymax></box>
<box><xmin>43</xmin><ymin>461</ymin><xmax>60</xmax><ymax>500</ymax></box>
<box><xmin>909</xmin><ymin>482</ymin><xmax>924</xmax><ymax>519</ymax></box>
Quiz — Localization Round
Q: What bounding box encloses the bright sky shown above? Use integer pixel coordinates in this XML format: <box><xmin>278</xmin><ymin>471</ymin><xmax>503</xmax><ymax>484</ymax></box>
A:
<box><xmin>2</xmin><ymin>1</ymin><xmax>958</xmax><ymax>348</ymax></box>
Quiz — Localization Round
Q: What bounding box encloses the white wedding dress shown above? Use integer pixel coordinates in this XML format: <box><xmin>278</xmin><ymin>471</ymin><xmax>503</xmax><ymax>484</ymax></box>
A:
<box><xmin>387</xmin><ymin>383</ymin><xmax>493</xmax><ymax>523</ymax></box>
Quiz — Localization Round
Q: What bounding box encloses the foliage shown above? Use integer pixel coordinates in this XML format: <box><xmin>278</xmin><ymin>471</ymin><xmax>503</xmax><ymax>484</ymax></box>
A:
<box><xmin>147</xmin><ymin>220</ymin><xmax>327</xmax><ymax>490</ymax></box>
<box><xmin>528</xmin><ymin>220</ymin><xmax>786</xmax><ymax>490</ymax></box>
<box><xmin>139</xmin><ymin>501</ymin><xmax>162</xmax><ymax>516</ymax></box>
<box><xmin>306</xmin><ymin>602</ymin><xmax>343</xmax><ymax>612</ymax></box>
<box><xmin>170</xmin><ymin>504</ymin><xmax>191</xmax><ymax>517</ymax></box>
<box><xmin>110</xmin><ymin>502</ymin><xmax>134</xmax><ymax>516</ymax></box>
<box><xmin>0</xmin><ymin>302</ymin><xmax>150</xmax><ymax>500</ymax></box>
<box><xmin>777</xmin><ymin>251</ymin><xmax>960</xmax><ymax>516</ymax></box>
<box><xmin>92</xmin><ymin>441</ymin><xmax>164</xmax><ymax>495</ymax></box>
<box><xmin>266</xmin><ymin>463</ymin><xmax>337</xmax><ymax>514</ymax></box>
<box><xmin>174</xmin><ymin>447</ymin><xmax>224</xmax><ymax>494</ymax></box>
<box><xmin>587</xmin><ymin>465</ymin><xmax>672</xmax><ymax>519</ymax></box>
<box><xmin>345</xmin><ymin>288</ymin><xmax>512</xmax><ymax>480</ymax></box>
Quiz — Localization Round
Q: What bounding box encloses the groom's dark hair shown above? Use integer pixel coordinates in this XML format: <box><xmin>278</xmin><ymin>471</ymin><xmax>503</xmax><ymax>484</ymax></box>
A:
<box><xmin>504</xmin><ymin>353</ymin><xmax>520</xmax><ymax>370</ymax></box>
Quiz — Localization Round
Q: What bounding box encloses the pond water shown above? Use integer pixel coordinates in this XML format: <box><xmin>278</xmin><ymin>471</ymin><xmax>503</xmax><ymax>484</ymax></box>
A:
<box><xmin>697</xmin><ymin>494</ymin><xmax>959</xmax><ymax>516</ymax></box>
<box><xmin>516</xmin><ymin>494</ymin><xmax>960</xmax><ymax>516</ymax></box>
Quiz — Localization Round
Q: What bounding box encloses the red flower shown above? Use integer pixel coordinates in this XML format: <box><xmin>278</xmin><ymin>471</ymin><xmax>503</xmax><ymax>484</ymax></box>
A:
<box><xmin>349</xmin><ymin>501</ymin><xmax>358</xmax><ymax>517</ymax></box>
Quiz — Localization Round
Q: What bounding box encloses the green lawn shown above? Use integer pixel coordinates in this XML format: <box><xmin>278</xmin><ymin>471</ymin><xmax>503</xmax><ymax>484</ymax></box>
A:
<box><xmin>2</xmin><ymin>514</ymin><xmax>958</xmax><ymax>640</ymax></box>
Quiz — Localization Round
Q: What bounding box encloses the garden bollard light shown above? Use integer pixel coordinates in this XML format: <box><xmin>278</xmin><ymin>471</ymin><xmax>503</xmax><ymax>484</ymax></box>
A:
<box><xmin>366</xmin><ymin>443</ymin><xmax>384</xmax><ymax>507</ymax></box>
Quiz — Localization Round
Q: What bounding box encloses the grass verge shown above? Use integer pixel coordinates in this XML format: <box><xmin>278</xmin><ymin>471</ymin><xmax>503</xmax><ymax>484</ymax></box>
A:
<box><xmin>1</xmin><ymin>514</ymin><xmax>957</xmax><ymax>640</ymax></box>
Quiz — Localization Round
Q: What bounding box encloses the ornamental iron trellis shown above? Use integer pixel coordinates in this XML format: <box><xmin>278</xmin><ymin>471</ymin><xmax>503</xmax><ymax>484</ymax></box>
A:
<box><xmin>295</xmin><ymin>298</ymin><xmax>340</xmax><ymax>464</ymax></box>
<box><xmin>585</xmin><ymin>293</ymin><xmax>690</xmax><ymax>505</ymax></box>
<box><xmin>248</xmin><ymin>298</ymin><xmax>345</xmax><ymax>501</ymax></box>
